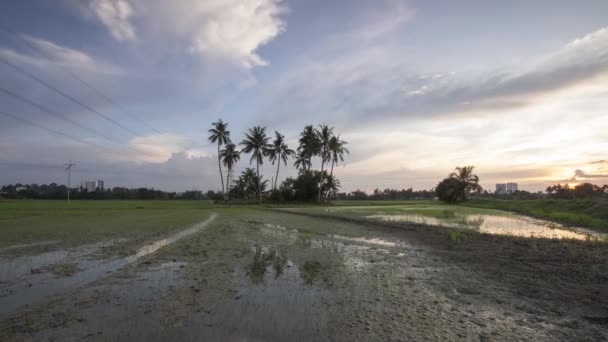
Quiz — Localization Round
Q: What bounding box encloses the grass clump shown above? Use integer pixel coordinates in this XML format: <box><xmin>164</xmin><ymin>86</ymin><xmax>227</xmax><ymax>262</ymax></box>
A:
<box><xmin>446</xmin><ymin>228</ymin><xmax>469</xmax><ymax>243</ymax></box>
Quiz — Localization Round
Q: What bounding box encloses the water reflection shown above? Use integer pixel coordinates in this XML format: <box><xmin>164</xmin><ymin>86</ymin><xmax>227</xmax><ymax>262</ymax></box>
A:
<box><xmin>246</xmin><ymin>246</ymin><xmax>288</xmax><ymax>284</ymax></box>
<box><xmin>366</xmin><ymin>213</ymin><xmax>599</xmax><ymax>240</ymax></box>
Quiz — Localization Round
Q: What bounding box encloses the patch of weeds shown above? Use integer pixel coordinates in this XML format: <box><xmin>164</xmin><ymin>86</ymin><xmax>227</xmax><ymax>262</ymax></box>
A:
<box><xmin>441</xmin><ymin>209</ymin><xmax>456</xmax><ymax>219</ymax></box>
<box><xmin>301</xmin><ymin>260</ymin><xmax>323</xmax><ymax>285</ymax></box>
<box><xmin>446</xmin><ymin>228</ymin><xmax>470</xmax><ymax>243</ymax></box>
<box><xmin>246</xmin><ymin>246</ymin><xmax>286</xmax><ymax>284</ymax></box>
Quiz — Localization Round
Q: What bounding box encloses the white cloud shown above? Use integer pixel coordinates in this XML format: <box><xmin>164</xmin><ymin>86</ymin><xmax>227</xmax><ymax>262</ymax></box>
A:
<box><xmin>86</xmin><ymin>0</ymin><xmax>286</xmax><ymax>69</ymax></box>
<box><xmin>127</xmin><ymin>133</ymin><xmax>207</xmax><ymax>163</ymax></box>
<box><xmin>90</xmin><ymin>0</ymin><xmax>136</xmax><ymax>42</ymax></box>
<box><xmin>0</xmin><ymin>36</ymin><xmax>124</xmax><ymax>75</ymax></box>
<box><xmin>186</xmin><ymin>0</ymin><xmax>286</xmax><ymax>68</ymax></box>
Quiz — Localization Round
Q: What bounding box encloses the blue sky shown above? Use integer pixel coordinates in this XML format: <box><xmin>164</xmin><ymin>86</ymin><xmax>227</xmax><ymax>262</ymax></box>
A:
<box><xmin>1</xmin><ymin>0</ymin><xmax>607</xmax><ymax>192</ymax></box>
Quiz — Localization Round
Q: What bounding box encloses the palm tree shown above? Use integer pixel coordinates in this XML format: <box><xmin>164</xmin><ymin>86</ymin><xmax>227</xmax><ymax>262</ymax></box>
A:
<box><xmin>326</xmin><ymin>135</ymin><xmax>348</xmax><ymax>199</ymax></box>
<box><xmin>297</xmin><ymin>125</ymin><xmax>321</xmax><ymax>170</ymax></box>
<box><xmin>316</xmin><ymin>124</ymin><xmax>334</xmax><ymax>174</ymax></box>
<box><xmin>240</xmin><ymin>126</ymin><xmax>271</xmax><ymax>200</ymax></box>
<box><xmin>315</xmin><ymin>124</ymin><xmax>334</xmax><ymax>202</ymax></box>
<box><xmin>220</xmin><ymin>143</ymin><xmax>240</xmax><ymax>197</ymax></box>
<box><xmin>449</xmin><ymin>166</ymin><xmax>483</xmax><ymax>198</ymax></box>
<box><xmin>208</xmin><ymin>119</ymin><xmax>230</xmax><ymax>198</ymax></box>
<box><xmin>328</xmin><ymin>135</ymin><xmax>349</xmax><ymax>179</ymax></box>
<box><xmin>294</xmin><ymin>151</ymin><xmax>311</xmax><ymax>171</ymax></box>
<box><xmin>268</xmin><ymin>131</ymin><xmax>295</xmax><ymax>190</ymax></box>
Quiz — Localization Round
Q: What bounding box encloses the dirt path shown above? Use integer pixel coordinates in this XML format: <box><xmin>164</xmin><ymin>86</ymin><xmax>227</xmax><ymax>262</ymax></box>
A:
<box><xmin>1</xmin><ymin>209</ymin><xmax>606</xmax><ymax>341</ymax></box>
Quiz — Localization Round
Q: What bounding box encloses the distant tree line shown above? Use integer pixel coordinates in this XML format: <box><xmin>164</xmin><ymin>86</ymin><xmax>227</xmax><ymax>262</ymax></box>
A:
<box><xmin>335</xmin><ymin>188</ymin><xmax>437</xmax><ymax>200</ymax></box>
<box><xmin>545</xmin><ymin>183</ymin><xmax>607</xmax><ymax>199</ymax></box>
<box><xmin>0</xmin><ymin>183</ymin><xmax>218</xmax><ymax>200</ymax></box>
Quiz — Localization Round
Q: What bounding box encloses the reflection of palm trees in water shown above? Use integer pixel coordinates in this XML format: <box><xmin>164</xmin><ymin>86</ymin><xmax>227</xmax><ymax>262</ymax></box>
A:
<box><xmin>246</xmin><ymin>246</ymin><xmax>287</xmax><ymax>284</ymax></box>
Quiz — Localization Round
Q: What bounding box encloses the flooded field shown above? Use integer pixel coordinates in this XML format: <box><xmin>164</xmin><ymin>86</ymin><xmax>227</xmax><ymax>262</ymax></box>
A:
<box><xmin>1</xmin><ymin>202</ymin><xmax>607</xmax><ymax>340</ymax></box>
<box><xmin>310</xmin><ymin>205</ymin><xmax>606</xmax><ymax>240</ymax></box>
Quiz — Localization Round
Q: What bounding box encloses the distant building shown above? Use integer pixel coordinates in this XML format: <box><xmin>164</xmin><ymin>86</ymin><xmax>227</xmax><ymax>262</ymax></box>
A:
<box><xmin>495</xmin><ymin>183</ymin><xmax>507</xmax><ymax>194</ymax></box>
<box><xmin>81</xmin><ymin>180</ymin><xmax>104</xmax><ymax>192</ymax></box>
<box><xmin>496</xmin><ymin>182</ymin><xmax>518</xmax><ymax>194</ymax></box>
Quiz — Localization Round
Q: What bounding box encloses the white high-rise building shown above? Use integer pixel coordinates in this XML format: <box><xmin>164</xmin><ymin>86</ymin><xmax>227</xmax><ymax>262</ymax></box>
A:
<box><xmin>496</xmin><ymin>183</ymin><xmax>507</xmax><ymax>194</ymax></box>
<box><xmin>496</xmin><ymin>182</ymin><xmax>518</xmax><ymax>194</ymax></box>
<box><xmin>81</xmin><ymin>180</ymin><xmax>104</xmax><ymax>192</ymax></box>
<box><xmin>506</xmin><ymin>182</ymin><xmax>518</xmax><ymax>193</ymax></box>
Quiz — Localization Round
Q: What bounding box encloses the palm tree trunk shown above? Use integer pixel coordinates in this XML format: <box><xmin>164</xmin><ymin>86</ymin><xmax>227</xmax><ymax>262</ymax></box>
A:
<box><xmin>274</xmin><ymin>155</ymin><xmax>281</xmax><ymax>190</ymax></box>
<box><xmin>217</xmin><ymin>143</ymin><xmax>225</xmax><ymax>198</ymax></box>
<box><xmin>225</xmin><ymin>167</ymin><xmax>231</xmax><ymax>199</ymax></box>
<box><xmin>318</xmin><ymin>157</ymin><xmax>325</xmax><ymax>203</ymax></box>
<box><xmin>256</xmin><ymin>159</ymin><xmax>261</xmax><ymax>201</ymax></box>
<box><xmin>327</xmin><ymin>159</ymin><xmax>335</xmax><ymax>200</ymax></box>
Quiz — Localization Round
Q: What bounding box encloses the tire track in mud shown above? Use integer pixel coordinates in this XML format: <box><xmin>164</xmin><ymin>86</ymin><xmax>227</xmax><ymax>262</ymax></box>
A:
<box><xmin>0</xmin><ymin>213</ymin><xmax>218</xmax><ymax>319</ymax></box>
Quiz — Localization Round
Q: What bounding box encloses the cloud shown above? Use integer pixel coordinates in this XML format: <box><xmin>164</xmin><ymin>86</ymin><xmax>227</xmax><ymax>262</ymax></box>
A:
<box><xmin>0</xmin><ymin>35</ymin><xmax>124</xmax><ymax>75</ymax></box>
<box><xmin>258</xmin><ymin>25</ymin><xmax>608</xmax><ymax>126</ymax></box>
<box><xmin>127</xmin><ymin>133</ymin><xmax>207</xmax><ymax>163</ymax></box>
<box><xmin>590</xmin><ymin>160</ymin><xmax>607</xmax><ymax>164</ymax></box>
<box><xmin>90</xmin><ymin>0</ymin><xmax>136</xmax><ymax>42</ymax></box>
<box><xmin>186</xmin><ymin>0</ymin><xmax>287</xmax><ymax>68</ymax></box>
<box><xmin>85</xmin><ymin>0</ymin><xmax>287</xmax><ymax>69</ymax></box>
<box><xmin>573</xmin><ymin>169</ymin><xmax>608</xmax><ymax>179</ymax></box>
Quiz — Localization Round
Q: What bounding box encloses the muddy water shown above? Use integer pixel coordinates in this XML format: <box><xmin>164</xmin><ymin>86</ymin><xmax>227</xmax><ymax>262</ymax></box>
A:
<box><xmin>365</xmin><ymin>213</ymin><xmax>600</xmax><ymax>240</ymax></box>
<box><xmin>0</xmin><ymin>213</ymin><xmax>217</xmax><ymax>319</ymax></box>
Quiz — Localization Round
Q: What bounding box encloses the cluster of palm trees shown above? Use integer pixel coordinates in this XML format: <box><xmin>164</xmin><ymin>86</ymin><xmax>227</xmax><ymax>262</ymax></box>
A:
<box><xmin>208</xmin><ymin>120</ymin><xmax>349</xmax><ymax>202</ymax></box>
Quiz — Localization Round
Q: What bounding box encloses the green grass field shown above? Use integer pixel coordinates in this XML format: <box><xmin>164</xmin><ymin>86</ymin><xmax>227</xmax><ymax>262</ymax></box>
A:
<box><xmin>0</xmin><ymin>200</ymin><xmax>216</xmax><ymax>248</ymax></box>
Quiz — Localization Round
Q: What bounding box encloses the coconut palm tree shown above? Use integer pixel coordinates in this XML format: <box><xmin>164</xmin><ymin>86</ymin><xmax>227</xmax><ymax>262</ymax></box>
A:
<box><xmin>449</xmin><ymin>166</ymin><xmax>483</xmax><ymax>197</ymax></box>
<box><xmin>315</xmin><ymin>124</ymin><xmax>334</xmax><ymax>202</ymax></box>
<box><xmin>294</xmin><ymin>151</ymin><xmax>311</xmax><ymax>171</ymax></box>
<box><xmin>220</xmin><ymin>143</ymin><xmax>240</xmax><ymax>197</ymax></box>
<box><xmin>268</xmin><ymin>131</ymin><xmax>295</xmax><ymax>190</ymax></box>
<box><xmin>240</xmin><ymin>126</ymin><xmax>271</xmax><ymax>200</ymax></box>
<box><xmin>328</xmin><ymin>135</ymin><xmax>349</xmax><ymax>179</ymax></box>
<box><xmin>316</xmin><ymin>124</ymin><xmax>334</xmax><ymax>174</ymax></box>
<box><xmin>297</xmin><ymin>125</ymin><xmax>321</xmax><ymax>170</ymax></box>
<box><xmin>326</xmin><ymin>135</ymin><xmax>348</xmax><ymax>199</ymax></box>
<box><xmin>208</xmin><ymin>119</ymin><xmax>230</xmax><ymax>198</ymax></box>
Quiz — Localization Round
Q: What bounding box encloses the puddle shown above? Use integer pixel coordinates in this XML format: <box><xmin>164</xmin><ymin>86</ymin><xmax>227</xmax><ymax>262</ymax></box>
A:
<box><xmin>328</xmin><ymin>234</ymin><xmax>400</xmax><ymax>247</ymax></box>
<box><xmin>0</xmin><ymin>213</ymin><xmax>217</xmax><ymax>319</ymax></box>
<box><xmin>366</xmin><ymin>213</ymin><xmax>599</xmax><ymax>240</ymax></box>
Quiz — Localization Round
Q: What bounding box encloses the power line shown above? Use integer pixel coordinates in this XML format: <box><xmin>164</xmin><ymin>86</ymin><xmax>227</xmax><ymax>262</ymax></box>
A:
<box><xmin>0</xmin><ymin>109</ymin><xmax>111</xmax><ymax>151</ymax></box>
<box><xmin>0</xmin><ymin>86</ymin><xmax>119</xmax><ymax>144</ymax></box>
<box><xmin>0</xmin><ymin>24</ymin><xmax>162</xmax><ymax>134</ymax></box>
<box><xmin>0</xmin><ymin>54</ymin><xmax>146</xmax><ymax>137</ymax></box>
<box><xmin>0</xmin><ymin>87</ymin><xmax>161</xmax><ymax>157</ymax></box>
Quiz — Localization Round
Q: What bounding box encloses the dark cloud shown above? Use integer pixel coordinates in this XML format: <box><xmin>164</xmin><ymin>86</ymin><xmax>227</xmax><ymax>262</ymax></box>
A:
<box><xmin>573</xmin><ymin>169</ymin><xmax>608</xmax><ymax>179</ymax></box>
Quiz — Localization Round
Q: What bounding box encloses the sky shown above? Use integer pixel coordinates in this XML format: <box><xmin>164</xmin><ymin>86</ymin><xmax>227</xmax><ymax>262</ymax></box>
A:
<box><xmin>0</xmin><ymin>0</ymin><xmax>607</xmax><ymax>192</ymax></box>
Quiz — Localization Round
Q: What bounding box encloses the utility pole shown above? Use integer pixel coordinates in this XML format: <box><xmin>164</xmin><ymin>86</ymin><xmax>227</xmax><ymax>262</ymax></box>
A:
<box><xmin>64</xmin><ymin>160</ymin><xmax>75</xmax><ymax>203</ymax></box>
